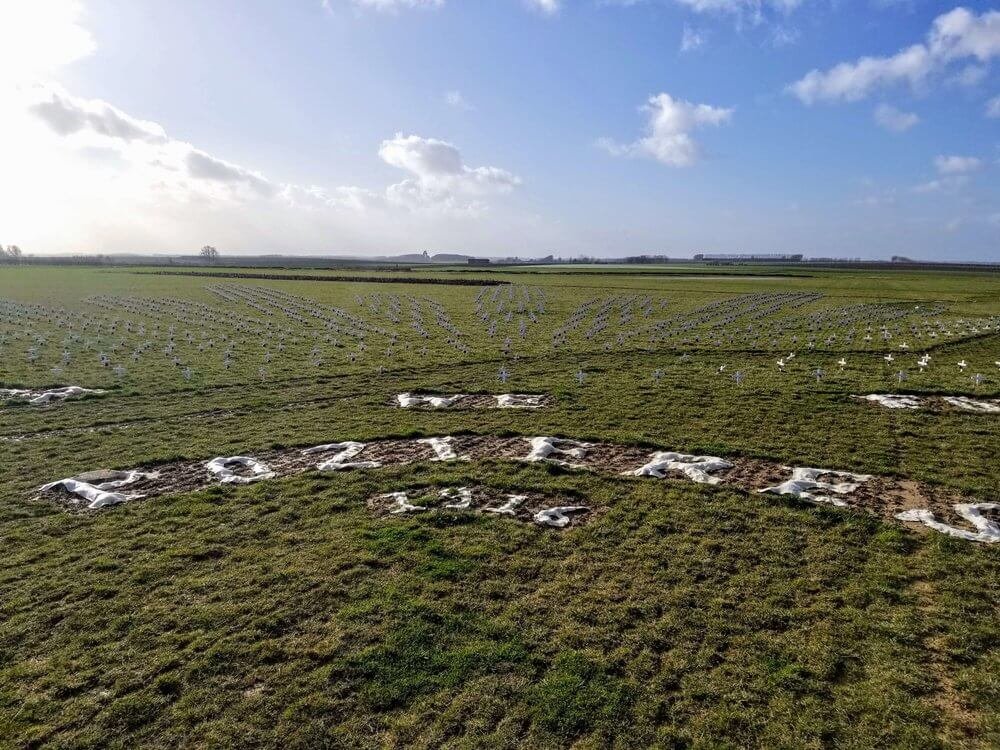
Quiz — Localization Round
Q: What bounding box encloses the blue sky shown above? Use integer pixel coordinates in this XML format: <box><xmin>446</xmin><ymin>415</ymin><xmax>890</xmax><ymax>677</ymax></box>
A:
<box><xmin>1</xmin><ymin>1</ymin><xmax>998</xmax><ymax>259</ymax></box>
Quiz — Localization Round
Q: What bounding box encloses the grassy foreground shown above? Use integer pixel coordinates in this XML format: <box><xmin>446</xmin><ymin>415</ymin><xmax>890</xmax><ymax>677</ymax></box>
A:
<box><xmin>0</xmin><ymin>265</ymin><xmax>998</xmax><ymax>748</ymax></box>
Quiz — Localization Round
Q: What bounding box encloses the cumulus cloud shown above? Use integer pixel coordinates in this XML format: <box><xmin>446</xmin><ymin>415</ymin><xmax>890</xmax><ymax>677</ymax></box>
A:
<box><xmin>873</xmin><ymin>103</ymin><xmax>919</xmax><ymax>132</ymax></box>
<box><xmin>16</xmin><ymin>84</ymin><xmax>284</xmax><ymax>207</ymax></box>
<box><xmin>186</xmin><ymin>150</ymin><xmax>274</xmax><ymax>195</ymax></box>
<box><xmin>788</xmin><ymin>44</ymin><xmax>932</xmax><ymax>103</ymax></box>
<box><xmin>28</xmin><ymin>87</ymin><xmax>167</xmax><ymax>142</ymax></box>
<box><xmin>0</xmin><ymin>0</ymin><xmax>534</xmax><ymax>254</ymax></box>
<box><xmin>16</xmin><ymin>80</ymin><xmax>519</xmax><ymax>237</ymax></box>
<box><xmin>379</xmin><ymin>133</ymin><xmax>520</xmax><ymax>212</ymax></box>
<box><xmin>598</xmin><ymin>92</ymin><xmax>733</xmax><ymax>167</ymax></box>
<box><xmin>7</xmin><ymin>84</ymin><xmax>524</xmax><ymax>250</ymax></box>
<box><xmin>788</xmin><ymin>7</ymin><xmax>1000</xmax><ymax>103</ymax></box>
<box><xmin>934</xmin><ymin>154</ymin><xmax>981</xmax><ymax>174</ymax></box>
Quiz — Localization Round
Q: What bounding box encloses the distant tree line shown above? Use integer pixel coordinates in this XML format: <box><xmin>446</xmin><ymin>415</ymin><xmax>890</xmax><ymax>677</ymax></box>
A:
<box><xmin>0</xmin><ymin>245</ymin><xmax>22</xmax><ymax>262</ymax></box>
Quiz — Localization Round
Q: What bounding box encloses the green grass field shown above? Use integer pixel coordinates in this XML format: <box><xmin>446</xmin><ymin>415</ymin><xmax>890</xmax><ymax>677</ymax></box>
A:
<box><xmin>1</xmin><ymin>264</ymin><xmax>998</xmax><ymax>748</ymax></box>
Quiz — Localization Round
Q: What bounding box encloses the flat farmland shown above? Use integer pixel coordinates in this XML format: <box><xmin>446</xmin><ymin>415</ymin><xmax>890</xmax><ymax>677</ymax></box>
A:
<box><xmin>1</xmin><ymin>264</ymin><xmax>998</xmax><ymax>748</ymax></box>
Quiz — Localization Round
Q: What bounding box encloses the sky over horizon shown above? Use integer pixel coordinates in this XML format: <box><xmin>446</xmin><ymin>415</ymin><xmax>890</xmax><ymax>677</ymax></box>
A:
<box><xmin>1</xmin><ymin>0</ymin><xmax>999</xmax><ymax>260</ymax></box>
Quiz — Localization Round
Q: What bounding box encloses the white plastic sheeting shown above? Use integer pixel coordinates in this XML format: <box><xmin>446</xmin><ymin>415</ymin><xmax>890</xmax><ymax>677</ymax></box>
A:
<box><xmin>855</xmin><ymin>394</ymin><xmax>923</xmax><ymax>409</ymax></box>
<box><xmin>39</xmin><ymin>478</ymin><xmax>127</xmax><ymax>509</ymax></box>
<box><xmin>533</xmin><ymin>506</ymin><xmax>590</xmax><ymax>528</ymax></box>
<box><xmin>759</xmin><ymin>467</ymin><xmax>872</xmax><ymax>507</ymax></box>
<box><xmin>942</xmin><ymin>396</ymin><xmax>1000</xmax><ymax>414</ymax></box>
<box><xmin>1</xmin><ymin>386</ymin><xmax>104</xmax><ymax>405</ymax></box>
<box><xmin>495</xmin><ymin>394</ymin><xmax>545</xmax><ymax>409</ymax></box>
<box><xmin>418</xmin><ymin>436</ymin><xmax>470</xmax><ymax>462</ymax></box>
<box><xmin>39</xmin><ymin>469</ymin><xmax>156</xmax><ymax>510</ymax></box>
<box><xmin>302</xmin><ymin>441</ymin><xmax>381</xmax><ymax>471</ymax></box>
<box><xmin>896</xmin><ymin>503</ymin><xmax>1000</xmax><ymax>543</ymax></box>
<box><xmin>484</xmin><ymin>494</ymin><xmax>527</xmax><ymax>516</ymax></box>
<box><xmin>0</xmin><ymin>389</ymin><xmax>33</xmax><ymax>400</ymax></box>
<box><xmin>205</xmin><ymin>456</ymin><xmax>275</xmax><ymax>484</ymax></box>
<box><xmin>629</xmin><ymin>451</ymin><xmax>732</xmax><ymax>485</ymax></box>
<box><xmin>381</xmin><ymin>491</ymin><xmax>427</xmax><ymax>514</ymax></box>
<box><xmin>396</xmin><ymin>393</ymin><xmax>466</xmax><ymax>408</ymax></box>
<box><xmin>440</xmin><ymin>487</ymin><xmax>473</xmax><ymax>509</ymax></box>
<box><xmin>522</xmin><ymin>437</ymin><xmax>592</xmax><ymax>468</ymax></box>
<box><xmin>80</xmin><ymin>469</ymin><xmax>155</xmax><ymax>490</ymax></box>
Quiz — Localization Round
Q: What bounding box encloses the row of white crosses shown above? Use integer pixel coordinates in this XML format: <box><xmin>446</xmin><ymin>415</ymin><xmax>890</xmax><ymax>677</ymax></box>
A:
<box><xmin>2</xmin><ymin>282</ymin><xmax>500</xmax><ymax>385</ymax></box>
<box><xmin>474</xmin><ymin>284</ymin><xmax>549</xmax><ymax>358</ymax></box>
<box><xmin>4</xmin><ymin>284</ymin><xmax>998</xmax><ymax>391</ymax></box>
<box><xmin>544</xmin><ymin>290</ymin><xmax>998</xmax><ymax>366</ymax></box>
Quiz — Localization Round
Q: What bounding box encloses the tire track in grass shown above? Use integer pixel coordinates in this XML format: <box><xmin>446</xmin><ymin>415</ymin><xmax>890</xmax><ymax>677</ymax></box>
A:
<box><xmin>908</xmin><ymin>574</ymin><xmax>982</xmax><ymax>742</ymax></box>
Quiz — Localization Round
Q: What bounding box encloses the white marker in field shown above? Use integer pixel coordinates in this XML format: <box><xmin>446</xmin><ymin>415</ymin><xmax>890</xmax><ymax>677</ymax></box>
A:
<box><xmin>896</xmin><ymin>504</ymin><xmax>1000</xmax><ymax>543</ymax></box>
<box><xmin>759</xmin><ymin>467</ymin><xmax>871</xmax><ymax>507</ymax></box>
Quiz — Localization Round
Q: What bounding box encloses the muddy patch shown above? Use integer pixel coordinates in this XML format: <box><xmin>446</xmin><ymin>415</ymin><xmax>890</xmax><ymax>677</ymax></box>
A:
<box><xmin>589</xmin><ymin>443</ymin><xmax>660</xmax><ymax>474</ymax></box>
<box><xmin>27</xmin><ymin>433</ymin><xmax>998</xmax><ymax>544</ymax></box>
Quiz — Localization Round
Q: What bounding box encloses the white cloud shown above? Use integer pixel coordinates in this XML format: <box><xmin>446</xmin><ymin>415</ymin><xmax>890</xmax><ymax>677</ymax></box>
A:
<box><xmin>0</xmin><ymin>0</ymin><xmax>95</xmax><ymax>87</ymax></box>
<box><xmin>934</xmin><ymin>154</ymin><xmax>981</xmax><ymax>174</ymax></box>
<box><xmin>951</xmin><ymin>63</ymin><xmax>987</xmax><ymax>87</ymax></box>
<box><xmin>673</xmin><ymin>0</ymin><xmax>803</xmax><ymax>14</ymax></box>
<box><xmin>929</xmin><ymin>7</ymin><xmax>1000</xmax><ymax>61</ymax></box>
<box><xmin>788</xmin><ymin>7</ymin><xmax>1000</xmax><ymax>104</ymax></box>
<box><xmin>5</xmin><ymin>76</ymin><xmax>521</xmax><ymax>251</ymax></box>
<box><xmin>341</xmin><ymin>0</ymin><xmax>443</xmax><ymax>12</ymax></box>
<box><xmin>680</xmin><ymin>25</ymin><xmax>707</xmax><ymax>52</ymax></box>
<box><xmin>186</xmin><ymin>150</ymin><xmax>274</xmax><ymax>195</ymax></box>
<box><xmin>27</xmin><ymin>86</ymin><xmax>168</xmax><ymax>143</ymax></box>
<box><xmin>444</xmin><ymin>90</ymin><xmax>474</xmax><ymax>110</ymax></box>
<box><xmin>525</xmin><ymin>0</ymin><xmax>561</xmax><ymax>14</ymax></box>
<box><xmin>910</xmin><ymin>154</ymin><xmax>981</xmax><ymax>193</ymax></box>
<box><xmin>873</xmin><ymin>103</ymin><xmax>919</xmax><ymax>132</ymax></box>
<box><xmin>768</xmin><ymin>24</ymin><xmax>800</xmax><ymax>47</ymax></box>
<box><xmin>608</xmin><ymin>0</ymin><xmax>802</xmax><ymax>25</ymax></box>
<box><xmin>279</xmin><ymin>184</ymin><xmax>384</xmax><ymax>211</ymax></box>
<box><xmin>379</xmin><ymin>133</ymin><xmax>520</xmax><ymax>212</ymax></box>
<box><xmin>334</xmin><ymin>0</ymin><xmax>558</xmax><ymax>14</ymax></box>
<box><xmin>912</xmin><ymin>176</ymin><xmax>968</xmax><ymax>193</ymax></box>
<box><xmin>18</xmin><ymin>72</ymin><xmax>520</xmax><ymax>215</ymax></box>
<box><xmin>788</xmin><ymin>44</ymin><xmax>932</xmax><ymax>103</ymax></box>
<box><xmin>986</xmin><ymin>94</ymin><xmax>1000</xmax><ymax>117</ymax></box>
<box><xmin>599</xmin><ymin>92</ymin><xmax>733</xmax><ymax>167</ymax></box>
<box><xmin>0</xmin><ymin>0</ymin><xmax>537</xmax><ymax>254</ymax></box>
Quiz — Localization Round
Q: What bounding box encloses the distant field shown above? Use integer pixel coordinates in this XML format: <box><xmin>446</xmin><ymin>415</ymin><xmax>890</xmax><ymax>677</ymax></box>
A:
<box><xmin>1</xmin><ymin>264</ymin><xmax>998</xmax><ymax>748</ymax></box>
